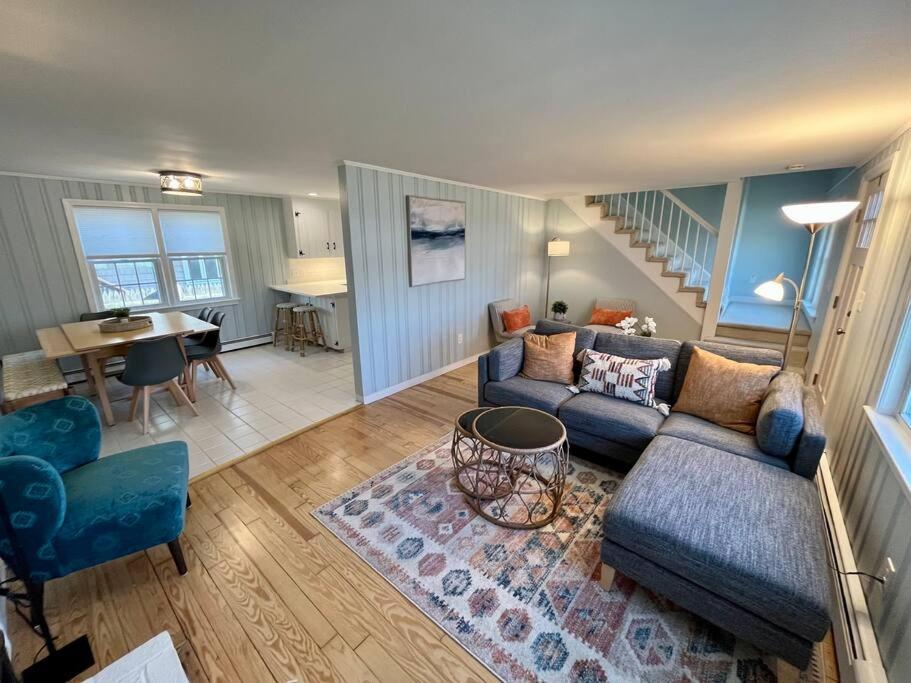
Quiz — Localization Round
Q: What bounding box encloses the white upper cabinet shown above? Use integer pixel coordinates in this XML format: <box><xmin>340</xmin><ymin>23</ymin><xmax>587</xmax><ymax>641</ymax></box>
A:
<box><xmin>289</xmin><ymin>198</ymin><xmax>345</xmax><ymax>259</ymax></box>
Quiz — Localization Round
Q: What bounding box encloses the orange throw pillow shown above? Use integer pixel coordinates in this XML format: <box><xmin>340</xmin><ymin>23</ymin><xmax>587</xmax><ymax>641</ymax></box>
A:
<box><xmin>673</xmin><ymin>346</ymin><xmax>779</xmax><ymax>434</ymax></box>
<box><xmin>502</xmin><ymin>305</ymin><xmax>531</xmax><ymax>333</ymax></box>
<box><xmin>589</xmin><ymin>307</ymin><xmax>633</xmax><ymax>326</ymax></box>
<box><xmin>521</xmin><ymin>331</ymin><xmax>576</xmax><ymax>384</ymax></box>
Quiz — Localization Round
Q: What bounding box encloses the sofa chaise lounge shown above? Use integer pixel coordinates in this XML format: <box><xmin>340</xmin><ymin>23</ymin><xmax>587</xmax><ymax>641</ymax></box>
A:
<box><xmin>477</xmin><ymin>320</ymin><xmax>831</xmax><ymax>670</ymax></box>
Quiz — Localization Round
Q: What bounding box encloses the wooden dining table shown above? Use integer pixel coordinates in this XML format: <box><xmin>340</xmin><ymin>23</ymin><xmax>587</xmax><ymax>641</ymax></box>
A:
<box><xmin>36</xmin><ymin>311</ymin><xmax>218</xmax><ymax>427</ymax></box>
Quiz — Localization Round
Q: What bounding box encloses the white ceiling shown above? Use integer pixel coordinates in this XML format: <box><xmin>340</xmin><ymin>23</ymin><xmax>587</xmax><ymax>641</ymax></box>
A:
<box><xmin>1</xmin><ymin>1</ymin><xmax>910</xmax><ymax>199</ymax></box>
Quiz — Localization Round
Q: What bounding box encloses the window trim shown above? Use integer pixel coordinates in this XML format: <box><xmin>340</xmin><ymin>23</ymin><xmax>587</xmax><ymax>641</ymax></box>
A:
<box><xmin>63</xmin><ymin>199</ymin><xmax>237</xmax><ymax>312</ymax></box>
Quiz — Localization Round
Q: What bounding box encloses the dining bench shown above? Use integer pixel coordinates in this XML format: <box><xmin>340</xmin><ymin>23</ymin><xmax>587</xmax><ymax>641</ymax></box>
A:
<box><xmin>1</xmin><ymin>350</ymin><xmax>69</xmax><ymax>413</ymax></box>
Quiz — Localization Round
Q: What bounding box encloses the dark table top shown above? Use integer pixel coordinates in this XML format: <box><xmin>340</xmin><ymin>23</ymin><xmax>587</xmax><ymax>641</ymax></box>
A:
<box><xmin>472</xmin><ymin>406</ymin><xmax>565</xmax><ymax>451</ymax></box>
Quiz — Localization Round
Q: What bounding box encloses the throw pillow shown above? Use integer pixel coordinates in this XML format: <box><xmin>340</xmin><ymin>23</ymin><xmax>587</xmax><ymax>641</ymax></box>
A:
<box><xmin>575</xmin><ymin>349</ymin><xmax>671</xmax><ymax>414</ymax></box>
<box><xmin>521</xmin><ymin>331</ymin><xmax>576</xmax><ymax>384</ymax></box>
<box><xmin>588</xmin><ymin>307</ymin><xmax>633</xmax><ymax>326</ymax></box>
<box><xmin>502</xmin><ymin>305</ymin><xmax>531</xmax><ymax>333</ymax></box>
<box><xmin>673</xmin><ymin>346</ymin><xmax>779</xmax><ymax>434</ymax></box>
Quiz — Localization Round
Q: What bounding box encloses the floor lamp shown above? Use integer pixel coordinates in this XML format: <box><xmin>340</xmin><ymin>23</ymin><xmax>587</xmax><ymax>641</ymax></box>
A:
<box><xmin>754</xmin><ymin>200</ymin><xmax>858</xmax><ymax>367</ymax></box>
<box><xmin>545</xmin><ymin>237</ymin><xmax>570</xmax><ymax>318</ymax></box>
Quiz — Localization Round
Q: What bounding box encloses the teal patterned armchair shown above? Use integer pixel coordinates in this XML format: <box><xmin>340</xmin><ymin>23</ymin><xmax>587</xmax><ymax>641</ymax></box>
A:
<box><xmin>0</xmin><ymin>396</ymin><xmax>189</xmax><ymax>640</ymax></box>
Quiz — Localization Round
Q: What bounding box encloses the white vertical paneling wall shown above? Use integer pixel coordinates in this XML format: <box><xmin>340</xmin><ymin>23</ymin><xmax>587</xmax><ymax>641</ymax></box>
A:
<box><xmin>339</xmin><ymin>163</ymin><xmax>546</xmax><ymax>401</ymax></box>
<box><xmin>822</xmin><ymin>130</ymin><xmax>911</xmax><ymax>681</ymax></box>
<box><xmin>0</xmin><ymin>174</ymin><xmax>289</xmax><ymax>356</ymax></box>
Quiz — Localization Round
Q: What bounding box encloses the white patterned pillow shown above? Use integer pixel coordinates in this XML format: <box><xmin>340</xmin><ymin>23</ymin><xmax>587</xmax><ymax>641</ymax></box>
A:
<box><xmin>572</xmin><ymin>349</ymin><xmax>671</xmax><ymax>414</ymax></box>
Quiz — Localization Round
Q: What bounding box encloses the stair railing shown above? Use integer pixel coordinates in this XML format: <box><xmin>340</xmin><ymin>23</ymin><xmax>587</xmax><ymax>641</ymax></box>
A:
<box><xmin>594</xmin><ymin>190</ymin><xmax>719</xmax><ymax>294</ymax></box>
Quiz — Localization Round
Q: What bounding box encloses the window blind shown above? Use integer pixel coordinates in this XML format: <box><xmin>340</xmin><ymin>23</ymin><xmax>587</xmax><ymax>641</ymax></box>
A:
<box><xmin>159</xmin><ymin>210</ymin><xmax>226</xmax><ymax>254</ymax></box>
<box><xmin>72</xmin><ymin>206</ymin><xmax>159</xmax><ymax>256</ymax></box>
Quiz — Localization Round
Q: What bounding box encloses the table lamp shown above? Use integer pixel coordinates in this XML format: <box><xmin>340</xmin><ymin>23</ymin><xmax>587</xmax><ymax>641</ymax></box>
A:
<box><xmin>754</xmin><ymin>201</ymin><xmax>858</xmax><ymax>367</ymax></box>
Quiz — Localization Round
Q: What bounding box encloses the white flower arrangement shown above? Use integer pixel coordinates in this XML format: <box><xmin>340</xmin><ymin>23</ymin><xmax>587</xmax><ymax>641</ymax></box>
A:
<box><xmin>641</xmin><ymin>316</ymin><xmax>657</xmax><ymax>337</ymax></box>
<box><xmin>615</xmin><ymin>315</ymin><xmax>658</xmax><ymax>337</ymax></box>
<box><xmin>616</xmin><ymin>316</ymin><xmax>639</xmax><ymax>336</ymax></box>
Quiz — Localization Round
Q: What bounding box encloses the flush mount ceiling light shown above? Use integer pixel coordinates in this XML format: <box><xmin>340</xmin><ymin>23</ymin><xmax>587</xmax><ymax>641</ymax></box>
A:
<box><xmin>307</xmin><ymin>192</ymin><xmax>319</xmax><ymax>197</ymax></box>
<box><xmin>159</xmin><ymin>171</ymin><xmax>203</xmax><ymax>197</ymax></box>
<box><xmin>785</xmin><ymin>163</ymin><xmax>806</xmax><ymax>171</ymax></box>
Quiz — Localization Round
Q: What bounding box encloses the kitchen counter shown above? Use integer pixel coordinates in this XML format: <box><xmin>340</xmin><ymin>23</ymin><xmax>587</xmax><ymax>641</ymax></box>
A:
<box><xmin>269</xmin><ymin>280</ymin><xmax>348</xmax><ymax>297</ymax></box>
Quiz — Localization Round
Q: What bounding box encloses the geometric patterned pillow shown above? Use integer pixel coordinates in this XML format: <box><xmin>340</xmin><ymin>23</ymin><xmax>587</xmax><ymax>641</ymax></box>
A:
<box><xmin>574</xmin><ymin>349</ymin><xmax>671</xmax><ymax>414</ymax></box>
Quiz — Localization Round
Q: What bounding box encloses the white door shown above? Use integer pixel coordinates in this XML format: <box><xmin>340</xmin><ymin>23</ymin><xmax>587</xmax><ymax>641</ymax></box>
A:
<box><xmin>816</xmin><ymin>172</ymin><xmax>888</xmax><ymax>398</ymax></box>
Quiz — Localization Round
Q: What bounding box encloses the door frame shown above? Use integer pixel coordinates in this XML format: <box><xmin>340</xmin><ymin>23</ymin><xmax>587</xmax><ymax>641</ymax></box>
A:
<box><xmin>808</xmin><ymin>156</ymin><xmax>895</xmax><ymax>397</ymax></box>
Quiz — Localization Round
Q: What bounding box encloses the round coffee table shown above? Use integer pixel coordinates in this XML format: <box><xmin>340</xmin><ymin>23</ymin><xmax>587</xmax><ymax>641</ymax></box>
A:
<box><xmin>463</xmin><ymin>406</ymin><xmax>568</xmax><ymax>529</ymax></box>
<box><xmin>450</xmin><ymin>407</ymin><xmax>514</xmax><ymax>500</ymax></box>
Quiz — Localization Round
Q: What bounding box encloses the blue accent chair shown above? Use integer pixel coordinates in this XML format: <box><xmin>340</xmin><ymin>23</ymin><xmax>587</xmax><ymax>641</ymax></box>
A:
<box><xmin>0</xmin><ymin>396</ymin><xmax>189</xmax><ymax>640</ymax></box>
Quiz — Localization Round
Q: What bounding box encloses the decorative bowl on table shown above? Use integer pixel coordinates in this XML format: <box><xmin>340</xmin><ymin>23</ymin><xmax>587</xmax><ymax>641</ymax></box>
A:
<box><xmin>98</xmin><ymin>315</ymin><xmax>153</xmax><ymax>333</ymax></box>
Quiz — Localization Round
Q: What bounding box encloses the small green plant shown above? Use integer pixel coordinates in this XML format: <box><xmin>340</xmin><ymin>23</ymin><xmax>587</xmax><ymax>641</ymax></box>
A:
<box><xmin>110</xmin><ymin>307</ymin><xmax>131</xmax><ymax>320</ymax></box>
<box><xmin>551</xmin><ymin>300</ymin><xmax>568</xmax><ymax>315</ymax></box>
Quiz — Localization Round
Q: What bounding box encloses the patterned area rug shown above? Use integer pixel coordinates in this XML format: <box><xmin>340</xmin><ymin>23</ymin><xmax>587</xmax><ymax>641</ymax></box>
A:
<box><xmin>313</xmin><ymin>434</ymin><xmax>824</xmax><ymax>682</ymax></box>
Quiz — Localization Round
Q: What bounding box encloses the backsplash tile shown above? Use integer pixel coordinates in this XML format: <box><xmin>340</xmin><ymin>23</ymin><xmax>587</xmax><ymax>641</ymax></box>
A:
<box><xmin>288</xmin><ymin>257</ymin><xmax>346</xmax><ymax>283</ymax></box>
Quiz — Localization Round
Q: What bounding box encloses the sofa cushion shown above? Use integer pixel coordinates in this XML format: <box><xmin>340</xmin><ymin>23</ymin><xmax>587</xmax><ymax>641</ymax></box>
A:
<box><xmin>674</xmin><ymin>340</ymin><xmax>782</xmax><ymax>402</ymax></box>
<box><xmin>502</xmin><ymin>305</ymin><xmax>531</xmax><ymax>332</ymax></box>
<box><xmin>521</xmin><ymin>331</ymin><xmax>575</xmax><ymax>384</ymax></box>
<box><xmin>603</xmin><ymin>435</ymin><xmax>830</xmax><ymax>642</ymax></box>
<box><xmin>559</xmin><ymin>392</ymin><xmax>664</xmax><ymax>450</ymax></box>
<box><xmin>757</xmin><ymin>371</ymin><xmax>804</xmax><ymax>458</ymax></box>
<box><xmin>484</xmin><ymin>376</ymin><xmax>572</xmax><ymax>415</ymax></box>
<box><xmin>657</xmin><ymin>413</ymin><xmax>789</xmax><ymax>469</ymax></box>
<box><xmin>673</xmin><ymin>346</ymin><xmax>779</xmax><ymax>434</ymax></box>
<box><xmin>534</xmin><ymin>320</ymin><xmax>596</xmax><ymax>356</ymax></box>
<box><xmin>592</xmin><ymin>334</ymin><xmax>681</xmax><ymax>402</ymax></box>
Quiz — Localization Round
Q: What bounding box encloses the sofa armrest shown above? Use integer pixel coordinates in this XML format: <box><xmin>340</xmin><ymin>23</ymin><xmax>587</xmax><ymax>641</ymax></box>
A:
<box><xmin>0</xmin><ymin>396</ymin><xmax>101</xmax><ymax>474</ymax></box>
<box><xmin>0</xmin><ymin>455</ymin><xmax>66</xmax><ymax>576</ymax></box>
<box><xmin>792</xmin><ymin>388</ymin><xmax>826</xmax><ymax>479</ymax></box>
<box><xmin>756</xmin><ymin>372</ymin><xmax>804</xmax><ymax>458</ymax></box>
<box><xmin>488</xmin><ymin>338</ymin><xmax>524</xmax><ymax>381</ymax></box>
<box><xmin>477</xmin><ymin>353</ymin><xmax>490</xmax><ymax>405</ymax></box>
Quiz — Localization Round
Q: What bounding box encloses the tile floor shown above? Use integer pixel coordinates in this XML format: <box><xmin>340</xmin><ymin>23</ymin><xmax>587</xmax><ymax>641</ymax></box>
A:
<box><xmin>75</xmin><ymin>343</ymin><xmax>358</xmax><ymax>478</ymax></box>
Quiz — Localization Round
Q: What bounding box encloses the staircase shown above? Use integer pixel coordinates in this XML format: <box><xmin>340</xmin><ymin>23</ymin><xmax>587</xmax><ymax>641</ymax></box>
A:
<box><xmin>710</xmin><ymin>316</ymin><xmax>812</xmax><ymax>371</ymax></box>
<box><xmin>585</xmin><ymin>191</ymin><xmax>719</xmax><ymax>308</ymax></box>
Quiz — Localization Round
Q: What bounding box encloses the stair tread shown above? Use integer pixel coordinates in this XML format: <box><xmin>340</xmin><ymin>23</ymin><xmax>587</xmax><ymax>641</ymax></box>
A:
<box><xmin>717</xmin><ymin>321</ymin><xmax>812</xmax><ymax>336</ymax></box>
<box><xmin>707</xmin><ymin>335</ymin><xmax>810</xmax><ymax>351</ymax></box>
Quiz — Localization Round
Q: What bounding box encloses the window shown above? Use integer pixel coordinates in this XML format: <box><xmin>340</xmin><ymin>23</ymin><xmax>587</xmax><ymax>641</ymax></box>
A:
<box><xmin>856</xmin><ymin>188</ymin><xmax>884</xmax><ymax>249</ymax></box>
<box><xmin>65</xmin><ymin>201</ymin><xmax>234</xmax><ymax>311</ymax></box>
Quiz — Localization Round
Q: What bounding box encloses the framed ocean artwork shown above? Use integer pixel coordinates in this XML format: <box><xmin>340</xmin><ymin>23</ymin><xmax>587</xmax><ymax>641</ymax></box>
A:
<box><xmin>406</xmin><ymin>196</ymin><xmax>466</xmax><ymax>286</ymax></box>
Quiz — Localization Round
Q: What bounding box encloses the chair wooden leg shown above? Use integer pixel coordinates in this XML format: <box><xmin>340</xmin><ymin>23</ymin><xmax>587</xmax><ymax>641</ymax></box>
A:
<box><xmin>142</xmin><ymin>386</ymin><xmax>151</xmax><ymax>435</ymax></box>
<box><xmin>212</xmin><ymin>356</ymin><xmax>236</xmax><ymax>390</ymax></box>
<box><xmin>168</xmin><ymin>538</ymin><xmax>188</xmax><ymax>576</ymax></box>
<box><xmin>169</xmin><ymin>380</ymin><xmax>199</xmax><ymax>416</ymax></box>
<box><xmin>25</xmin><ymin>580</ymin><xmax>55</xmax><ymax>652</ymax></box>
<box><xmin>128</xmin><ymin>387</ymin><xmax>140</xmax><ymax>421</ymax></box>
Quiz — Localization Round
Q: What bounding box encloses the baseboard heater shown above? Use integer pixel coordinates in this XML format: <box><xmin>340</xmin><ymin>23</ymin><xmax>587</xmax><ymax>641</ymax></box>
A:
<box><xmin>61</xmin><ymin>333</ymin><xmax>273</xmax><ymax>384</ymax></box>
<box><xmin>816</xmin><ymin>452</ymin><xmax>888</xmax><ymax>683</ymax></box>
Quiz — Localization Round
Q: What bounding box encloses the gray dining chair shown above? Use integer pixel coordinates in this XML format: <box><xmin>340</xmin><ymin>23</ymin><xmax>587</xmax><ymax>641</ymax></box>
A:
<box><xmin>120</xmin><ymin>337</ymin><xmax>198</xmax><ymax>433</ymax></box>
<box><xmin>79</xmin><ymin>310</ymin><xmax>117</xmax><ymax>322</ymax></box>
<box><xmin>184</xmin><ymin>311</ymin><xmax>236</xmax><ymax>401</ymax></box>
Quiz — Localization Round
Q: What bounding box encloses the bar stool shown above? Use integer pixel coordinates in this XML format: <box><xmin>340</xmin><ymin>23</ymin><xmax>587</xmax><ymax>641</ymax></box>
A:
<box><xmin>272</xmin><ymin>302</ymin><xmax>296</xmax><ymax>349</ymax></box>
<box><xmin>290</xmin><ymin>305</ymin><xmax>327</xmax><ymax>356</ymax></box>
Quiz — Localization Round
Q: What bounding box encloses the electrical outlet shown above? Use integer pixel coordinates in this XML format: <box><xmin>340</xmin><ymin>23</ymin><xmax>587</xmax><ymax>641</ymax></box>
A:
<box><xmin>880</xmin><ymin>556</ymin><xmax>896</xmax><ymax>584</ymax></box>
<box><xmin>457</xmin><ymin>333</ymin><xmax>464</xmax><ymax>345</ymax></box>
<box><xmin>749</xmin><ymin>274</ymin><xmax>757</xmax><ymax>284</ymax></box>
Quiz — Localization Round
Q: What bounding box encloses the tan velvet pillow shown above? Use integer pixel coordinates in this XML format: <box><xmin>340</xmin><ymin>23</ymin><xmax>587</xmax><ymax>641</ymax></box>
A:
<box><xmin>673</xmin><ymin>346</ymin><xmax>778</xmax><ymax>434</ymax></box>
<box><xmin>521</xmin><ymin>331</ymin><xmax>576</xmax><ymax>384</ymax></box>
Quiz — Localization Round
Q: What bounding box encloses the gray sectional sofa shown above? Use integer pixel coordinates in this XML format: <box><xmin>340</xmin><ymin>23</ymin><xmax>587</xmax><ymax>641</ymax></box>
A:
<box><xmin>477</xmin><ymin>319</ymin><xmax>831</xmax><ymax>669</ymax></box>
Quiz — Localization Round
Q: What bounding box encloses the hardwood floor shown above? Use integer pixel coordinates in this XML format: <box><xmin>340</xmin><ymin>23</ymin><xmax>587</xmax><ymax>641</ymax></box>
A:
<box><xmin>7</xmin><ymin>361</ymin><xmax>839</xmax><ymax>681</ymax></box>
<box><xmin>8</xmin><ymin>363</ymin><xmax>492</xmax><ymax>682</ymax></box>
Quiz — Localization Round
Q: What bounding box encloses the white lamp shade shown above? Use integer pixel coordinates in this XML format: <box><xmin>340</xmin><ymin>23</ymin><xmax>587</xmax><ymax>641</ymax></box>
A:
<box><xmin>547</xmin><ymin>239</ymin><xmax>570</xmax><ymax>257</ymax></box>
<box><xmin>754</xmin><ymin>274</ymin><xmax>785</xmax><ymax>301</ymax></box>
<box><xmin>781</xmin><ymin>201</ymin><xmax>858</xmax><ymax>226</ymax></box>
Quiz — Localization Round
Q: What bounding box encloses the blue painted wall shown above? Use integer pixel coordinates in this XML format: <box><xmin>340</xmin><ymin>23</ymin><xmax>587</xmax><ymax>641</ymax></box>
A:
<box><xmin>668</xmin><ymin>184</ymin><xmax>726</xmax><ymax>228</ymax></box>
<box><xmin>725</xmin><ymin>168</ymin><xmax>852</xmax><ymax>303</ymax></box>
